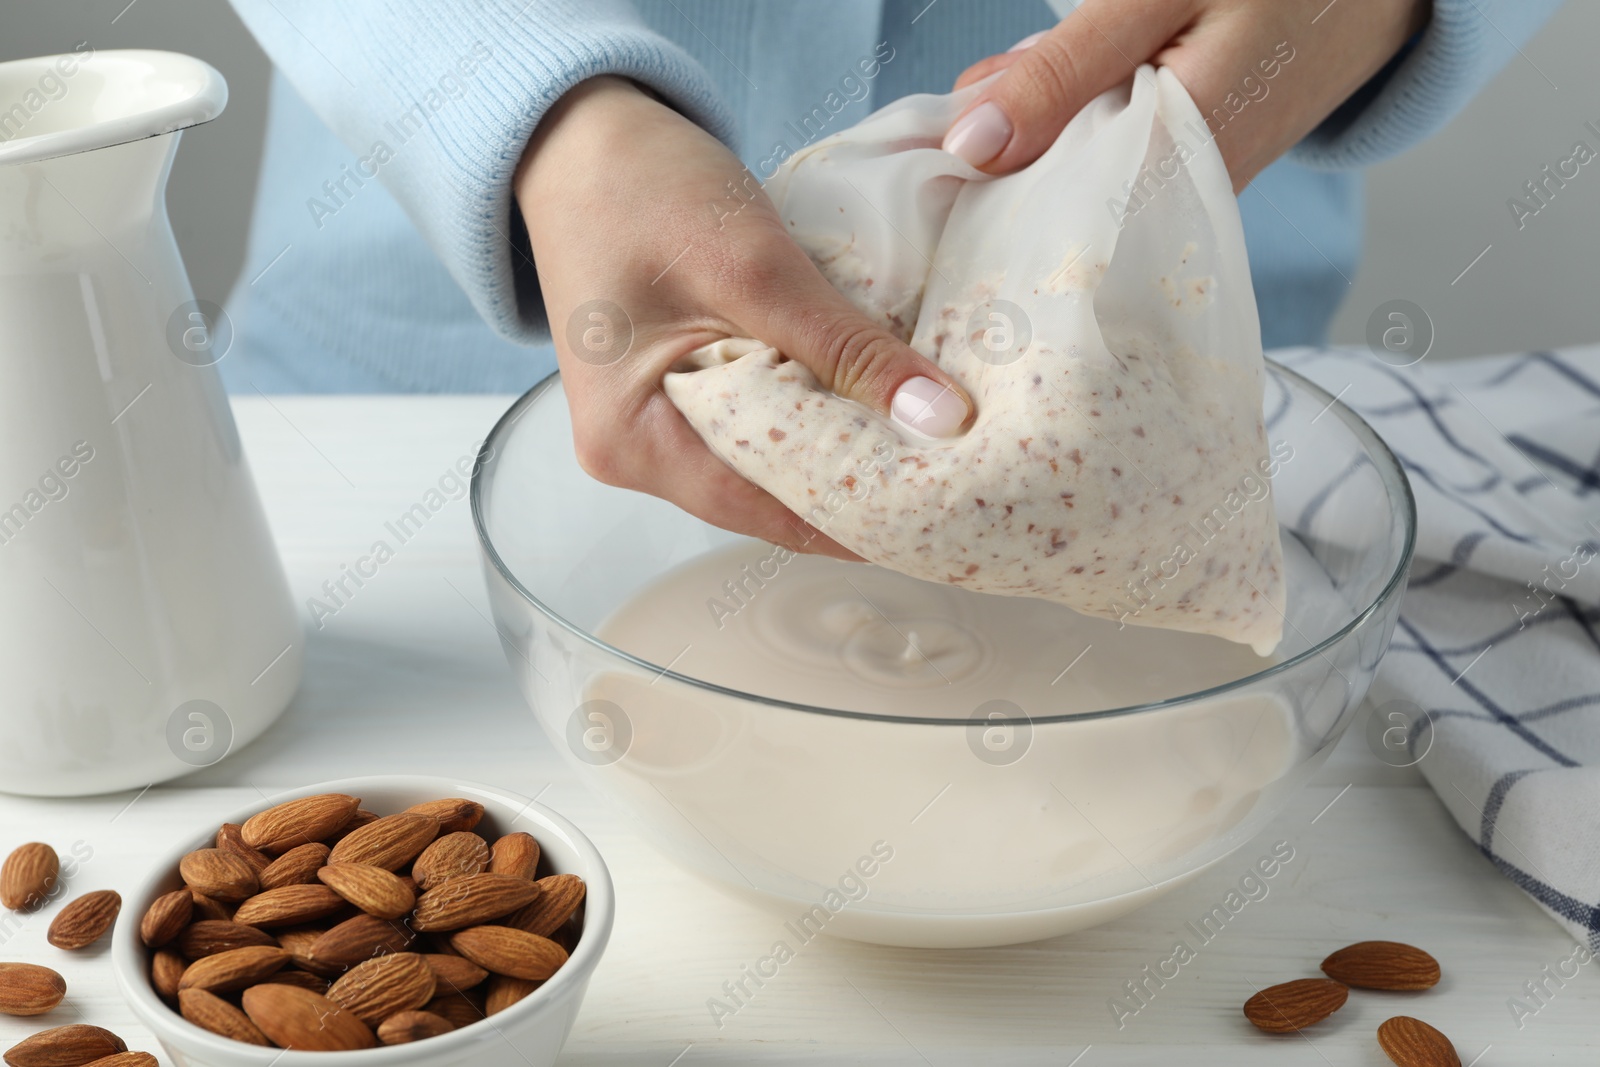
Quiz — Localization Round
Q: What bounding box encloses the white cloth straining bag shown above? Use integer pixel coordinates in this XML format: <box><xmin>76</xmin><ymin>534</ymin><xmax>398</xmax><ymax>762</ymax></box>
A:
<box><xmin>664</xmin><ymin>67</ymin><xmax>1286</xmax><ymax>653</ymax></box>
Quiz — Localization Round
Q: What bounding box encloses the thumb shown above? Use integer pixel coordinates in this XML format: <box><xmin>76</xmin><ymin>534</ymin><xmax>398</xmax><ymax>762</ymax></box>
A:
<box><xmin>761</xmin><ymin>272</ymin><xmax>972</xmax><ymax>439</ymax></box>
<box><xmin>942</xmin><ymin>1</ymin><xmax>1180</xmax><ymax>174</ymax></box>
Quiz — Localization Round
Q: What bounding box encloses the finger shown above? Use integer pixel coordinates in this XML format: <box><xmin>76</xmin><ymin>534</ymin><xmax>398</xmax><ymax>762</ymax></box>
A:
<box><xmin>746</xmin><ymin>251</ymin><xmax>973</xmax><ymax>439</ymax></box>
<box><xmin>953</xmin><ymin>52</ymin><xmax>1022</xmax><ymax>91</ymax></box>
<box><xmin>942</xmin><ymin>0</ymin><xmax>1191</xmax><ymax>174</ymax></box>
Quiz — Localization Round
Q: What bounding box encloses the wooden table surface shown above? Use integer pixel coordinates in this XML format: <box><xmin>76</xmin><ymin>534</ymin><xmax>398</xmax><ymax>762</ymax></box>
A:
<box><xmin>2</xmin><ymin>395</ymin><xmax>1593</xmax><ymax>1065</ymax></box>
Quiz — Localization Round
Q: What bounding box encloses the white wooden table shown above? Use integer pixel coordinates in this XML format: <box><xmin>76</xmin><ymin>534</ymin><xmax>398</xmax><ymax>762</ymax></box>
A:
<box><xmin>2</xmin><ymin>395</ymin><xmax>1594</xmax><ymax>1065</ymax></box>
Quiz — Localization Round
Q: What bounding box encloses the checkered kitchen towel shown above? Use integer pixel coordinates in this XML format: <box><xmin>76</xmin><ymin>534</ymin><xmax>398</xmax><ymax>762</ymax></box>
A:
<box><xmin>1278</xmin><ymin>345</ymin><xmax>1600</xmax><ymax>949</ymax></box>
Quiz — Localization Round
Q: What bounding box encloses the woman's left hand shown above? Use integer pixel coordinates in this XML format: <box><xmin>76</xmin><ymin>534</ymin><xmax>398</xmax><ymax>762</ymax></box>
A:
<box><xmin>945</xmin><ymin>0</ymin><xmax>1432</xmax><ymax>191</ymax></box>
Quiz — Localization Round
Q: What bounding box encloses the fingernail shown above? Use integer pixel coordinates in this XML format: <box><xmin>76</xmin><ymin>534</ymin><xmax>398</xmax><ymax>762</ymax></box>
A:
<box><xmin>942</xmin><ymin>101</ymin><xmax>1012</xmax><ymax>168</ymax></box>
<box><xmin>1007</xmin><ymin>30</ymin><xmax>1047</xmax><ymax>53</ymax></box>
<box><xmin>891</xmin><ymin>377</ymin><xmax>968</xmax><ymax>438</ymax></box>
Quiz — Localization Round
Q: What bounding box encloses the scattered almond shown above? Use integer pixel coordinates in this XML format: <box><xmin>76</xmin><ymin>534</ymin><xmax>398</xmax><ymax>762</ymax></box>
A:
<box><xmin>178</xmin><ymin>849</ymin><xmax>258</xmax><ymax>904</ymax></box>
<box><xmin>138</xmin><ymin>889</ymin><xmax>193</xmax><ymax>948</ymax></box>
<box><xmin>176</xmin><ymin>920</ymin><xmax>278</xmax><ymax>960</ymax></box>
<box><xmin>258</xmin><ymin>843</ymin><xmax>331</xmax><ymax>891</ymax></box>
<box><xmin>411</xmin><ymin>873</ymin><xmax>542</xmax><ymax>932</ymax></box>
<box><xmin>241</xmin><ymin>985</ymin><xmax>376</xmax><ymax>1051</ymax></box>
<box><xmin>1322</xmin><ymin>941</ymin><xmax>1441</xmax><ymax>991</ymax></box>
<box><xmin>241</xmin><ymin>794</ymin><xmax>362</xmax><ymax>855</ymax></box>
<box><xmin>150</xmin><ymin>950</ymin><xmax>186</xmax><ymax>1000</ymax></box>
<box><xmin>316</xmin><ymin>863</ymin><xmax>414</xmax><ymax>920</ymax></box>
<box><xmin>412</xmin><ymin>833</ymin><xmax>490</xmax><ymax>891</ymax></box>
<box><xmin>176</xmin><ymin>945</ymin><xmax>289</xmax><ymax>994</ymax></box>
<box><xmin>308</xmin><ymin>914</ymin><xmax>416</xmax><ymax>969</ymax></box>
<box><xmin>0</xmin><ymin>964</ymin><xmax>65</xmax><ymax>1017</ymax></box>
<box><xmin>1243</xmin><ymin>978</ymin><xmax>1348</xmax><ymax>1033</ymax></box>
<box><xmin>503</xmin><ymin>873</ymin><xmax>585</xmax><ymax>939</ymax></box>
<box><xmin>327</xmin><ymin>813</ymin><xmax>439</xmax><ymax>871</ymax></box>
<box><xmin>214</xmin><ymin>824</ymin><xmax>272</xmax><ymax>873</ymax></box>
<box><xmin>488</xmin><ymin>833</ymin><xmax>540</xmax><ymax>880</ymax></box>
<box><xmin>1</xmin><ymin>843</ymin><xmax>59</xmax><ymax>912</ymax></box>
<box><xmin>376</xmin><ymin>1009</ymin><xmax>455</xmax><ymax>1045</ymax></box>
<box><xmin>485</xmin><ymin>974</ymin><xmax>540</xmax><ymax>1015</ymax></box>
<box><xmin>326</xmin><ymin>952</ymin><xmax>437</xmax><ymax>1026</ymax></box>
<box><xmin>449</xmin><ymin>926</ymin><xmax>568</xmax><ymax>982</ymax></box>
<box><xmin>1377</xmin><ymin>1016</ymin><xmax>1461</xmax><ymax>1067</ymax></box>
<box><xmin>233</xmin><ymin>884</ymin><xmax>345</xmax><ymax>928</ymax></box>
<box><xmin>179</xmin><ymin>988</ymin><xmax>271</xmax><ymax>1046</ymax></box>
<box><xmin>422</xmin><ymin>953</ymin><xmax>488</xmax><ymax>993</ymax></box>
<box><xmin>404</xmin><ymin>798</ymin><xmax>484</xmax><ymax>835</ymax></box>
<box><xmin>46</xmin><ymin>890</ymin><xmax>121</xmax><ymax>950</ymax></box>
<box><xmin>2</xmin><ymin>1024</ymin><xmax>125</xmax><ymax>1067</ymax></box>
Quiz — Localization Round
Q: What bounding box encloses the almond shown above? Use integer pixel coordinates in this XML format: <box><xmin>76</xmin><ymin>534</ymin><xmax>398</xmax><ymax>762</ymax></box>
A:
<box><xmin>327</xmin><ymin>813</ymin><xmax>439</xmax><ymax>871</ymax></box>
<box><xmin>488</xmin><ymin>833</ymin><xmax>540</xmax><ymax>880</ymax></box>
<box><xmin>178</xmin><ymin>849</ymin><xmax>258</xmax><ymax>904</ymax></box>
<box><xmin>422</xmin><ymin>953</ymin><xmax>488</xmax><ymax>993</ymax></box>
<box><xmin>46</xmin><ymin>890</ymin><xmax>121</xmax><ymax>950</ymax></box>
<box><xmin>215</xmin><ymin>824</ymin><xmax>272</xmax><ymax>873</ymax></box>
<box><xmin>176</xmin><ymin>945</ymin><xmax>289</xmax><ymax>994</ymax></box>
<box><xmin>242</xmin><ymin>793</ymin><xmax>362</xmax><ymax>854</ymax></box>
<box><xmin>316</xmin><ymin>863</ymin><xmax>415</xmax><ymax>920</ymax></box>
<box><xmin>412</xmin><ymin>833</ymin><xmax>491</xmax><ymax>891</ymax></box>
<box><xmin>423</xmin><ymin>990</ymin><xmax>486</xmax><ymax>1029</ymax></box>
<box><xmin>326</xmin><ymin>952</ymin><xmax>437</xmax><ymax>1026</ymax></box>
<box><xmin>325</xmin><ymin>809</ymin><xmax>381</xmax><ymax>846</ymax></box>
<box><xmin>1</xmin><ymin>843</ymin><xmax>59</xmax><ymax>911</ymax></box>
<box><xmin>241</xmin><ymin>984</ymin><xmax>376</xmax><ymax>1051</ymax></box>
<box><xmin>259</xmin><ymin>969</ymin><xmax>330</xmax><ymax>994</ymax></box>
<box><xmin>0</xmin><ymin>964</ymin><xmax>66</xmax><ymax>1016</ymax></box>
<box><xmin>176</xmin><ymin>920</ymin><xmax>278</xmax><ymax>959</ymax></box>
<box><xmin>233</xmin><ymin>884</ymin><xmax>345</xmax><ymax>928</ymax></box>
<box><xmin>179</xmin><ymin>988</ymin><xmax>272</xmax><ymax>1046</ymax></box>
<box><xmin>377</xmin><ymin>1009</ymin><xmax>455</xmax><ymax>1045</ymax></box>
<box><xmin>1243</xmin><ymin>978</ymin><xmax>1348</xmax><ymax>1033</ymax></box>
<box><xmin>273</xmin><ymin>926</ymin><xmax>342</xmax><ymax>977</ymax></box>
<box><xmin>258</xmin><ymin>843</ymin><xmax>331</xmax><ymax>891</ymax></box>
<box><xmin>1322</xmin><ymin>941</ymin><xmax>1441</xmax><ymax>991</ymax></box>
<box><xmin>189</xmin><ymin>891</ymin><xmax>233</xmax><ymax>922</ymax></box>
<box><xmin>404</xmin><ymin>798</ymin><xmax>484</xmax><ymax>834</ymax></box>
<box><xmin>138</xmin><ymin>889</ymin><xmax>193</xmax><ymax>948</ymax></box>
<box><xmin>79</xmin><ymin>1055</ymin><xmax>155</xmax><ymax>1067</ymax></box>
<box><xmin>503</xmin><ymin>874</ymin><xmax>586</xmax><ymax>938</ymax></box>
<box><xmin>2</xmin><ymin>1025</ymin><xmax>125</xmax><ymax>1067</ymax></box>
<box><xmin>485</xmin><ymin>974</ymin><xmax>540</xmax><ymax>1016</ymax></box>
<box><xmin>1378</xmin><ymin>1016</ymin><xmax>1461</xmax><ymax>1067</ymax></box>
<box><xmin>308</xmin><ymin>914</ymin><xmax>417</xmax><ymax>969</ymax></box>
<box><xmin>448</xmin><ymin>926</ymin><xmax>567</xmax><ymax>982</ymax></box>
<box><xmin>411</xmin><ymin>873</ymin><xmax>542</xmax><ymax>932</ymax></box>
<box><xmin>150</xmin><ymin>950</ymin><xmax>186</xmax><ymax>1000</ymax></box>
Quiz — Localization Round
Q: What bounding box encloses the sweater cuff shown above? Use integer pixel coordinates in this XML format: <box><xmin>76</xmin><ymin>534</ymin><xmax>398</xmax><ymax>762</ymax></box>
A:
<box><xmin>1290</xmin><ymin>0</ymin><xmax>1562</xmax><ymax>170</ymax></box>
<box><xmin>230</xmin><ymin>1</ymin><xmax>736</xmax><ymax>344</ymax></box>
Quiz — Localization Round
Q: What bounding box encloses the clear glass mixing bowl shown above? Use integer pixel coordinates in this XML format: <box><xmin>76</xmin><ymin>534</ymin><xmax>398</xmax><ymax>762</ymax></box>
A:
<box><xmin>471</xmin><ymin>362</ymin><xmax>1415</xmax><ymax>948</ymax></box>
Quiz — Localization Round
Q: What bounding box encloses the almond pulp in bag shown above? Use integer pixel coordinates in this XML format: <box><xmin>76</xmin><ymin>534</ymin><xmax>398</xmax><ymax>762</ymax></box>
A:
<box><xmin>663</xmin><ymin>67</ymin><xmax>1286</xmax><ymax>654</ymax></box>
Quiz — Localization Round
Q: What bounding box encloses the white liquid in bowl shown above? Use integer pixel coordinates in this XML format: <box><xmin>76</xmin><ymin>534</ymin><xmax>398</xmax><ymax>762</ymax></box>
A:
<box><xmin>586</xmin><ymin>542</ymin><xmax>1303</xmax><ymax>945</ymax></box>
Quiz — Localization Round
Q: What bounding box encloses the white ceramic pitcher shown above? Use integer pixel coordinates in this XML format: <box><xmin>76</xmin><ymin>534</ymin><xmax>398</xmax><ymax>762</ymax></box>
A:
<box><xmin>0</xmin><ymin>50</ymin><xmax>302</xmax><ymax>796</ymax></box>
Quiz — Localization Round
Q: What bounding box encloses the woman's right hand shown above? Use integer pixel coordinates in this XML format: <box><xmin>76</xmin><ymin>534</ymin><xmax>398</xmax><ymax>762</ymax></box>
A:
<box><xmin>515</xmin><ymin>76</ymin><xmax>971</xmax><ymax>557</ymax></box>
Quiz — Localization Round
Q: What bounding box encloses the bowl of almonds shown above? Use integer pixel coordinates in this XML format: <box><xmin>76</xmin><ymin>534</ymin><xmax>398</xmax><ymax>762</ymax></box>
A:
<box><xmin>110</xmin><ymin>776</ymin><xmax>612</xmax><ymax>1067</ymax></box>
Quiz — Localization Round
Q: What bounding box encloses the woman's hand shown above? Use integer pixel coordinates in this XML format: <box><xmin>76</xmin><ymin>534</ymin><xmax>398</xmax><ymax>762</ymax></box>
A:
<box><xmin>945</xmin><ymin>0</ymin><xmax>1432</xmax><ymax>190</ymax></box>
<box><xmin>516</xmin><ymin>76</ymin><xmax>970</xmax><ymax>557</ymax></box>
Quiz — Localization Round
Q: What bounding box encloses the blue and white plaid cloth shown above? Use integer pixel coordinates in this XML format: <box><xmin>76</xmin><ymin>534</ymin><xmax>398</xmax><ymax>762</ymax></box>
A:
<box><xmin>1281</xmin><ymin>346</ymin><xmax>1600</xmax><ymax>949</ymax></box>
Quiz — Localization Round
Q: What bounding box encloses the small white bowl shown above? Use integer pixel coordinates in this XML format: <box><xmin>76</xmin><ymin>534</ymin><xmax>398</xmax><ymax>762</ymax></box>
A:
<box><xmin>112</xmin><ymin>775</ymin><xmax>612</xmax><ymax>1067</ymax></box>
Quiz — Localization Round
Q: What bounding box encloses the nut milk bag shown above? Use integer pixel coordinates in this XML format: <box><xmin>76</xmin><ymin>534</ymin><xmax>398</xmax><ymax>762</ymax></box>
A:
<box><xmin>664</xmin><ymin>67</ymin><xmax>1286</xmax><ymax>653</ymax></box>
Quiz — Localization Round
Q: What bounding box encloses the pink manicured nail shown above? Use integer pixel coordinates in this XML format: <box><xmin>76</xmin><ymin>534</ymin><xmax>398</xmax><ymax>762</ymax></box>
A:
<box><xmin>1007</xmin><ymin>30</ymin><xmax>1047</xmax><ymax>53</ymax></box>
<box><xmin>942</xmin><ymin>101</ymin><xmax>1012</xmax><ymax>168</ymax></box>
<box><xmin>891</xmin><ymin>377</ymin><xmax>967</xmax><ymax>438</ymax></box>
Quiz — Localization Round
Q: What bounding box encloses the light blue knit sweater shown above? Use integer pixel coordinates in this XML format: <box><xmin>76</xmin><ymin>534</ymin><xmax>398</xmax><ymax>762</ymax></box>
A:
<box><xmin>220</xmin><ymin>0</ymin><xmax>1559</xmax><ymax>393</ymax></box>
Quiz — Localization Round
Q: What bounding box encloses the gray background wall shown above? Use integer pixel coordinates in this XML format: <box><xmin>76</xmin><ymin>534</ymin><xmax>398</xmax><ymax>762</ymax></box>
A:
<box><xmin>6</xmin><ymin>1</ymin><xmax>1598</xmax><ymax>360</ymax></box>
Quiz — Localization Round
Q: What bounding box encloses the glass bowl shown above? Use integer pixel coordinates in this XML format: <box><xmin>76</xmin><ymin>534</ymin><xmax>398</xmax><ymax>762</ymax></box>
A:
<box><xmin>471</xmin><ymin>362</ymin><xmax>1414</xmax><ymax>948</ymax></box>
